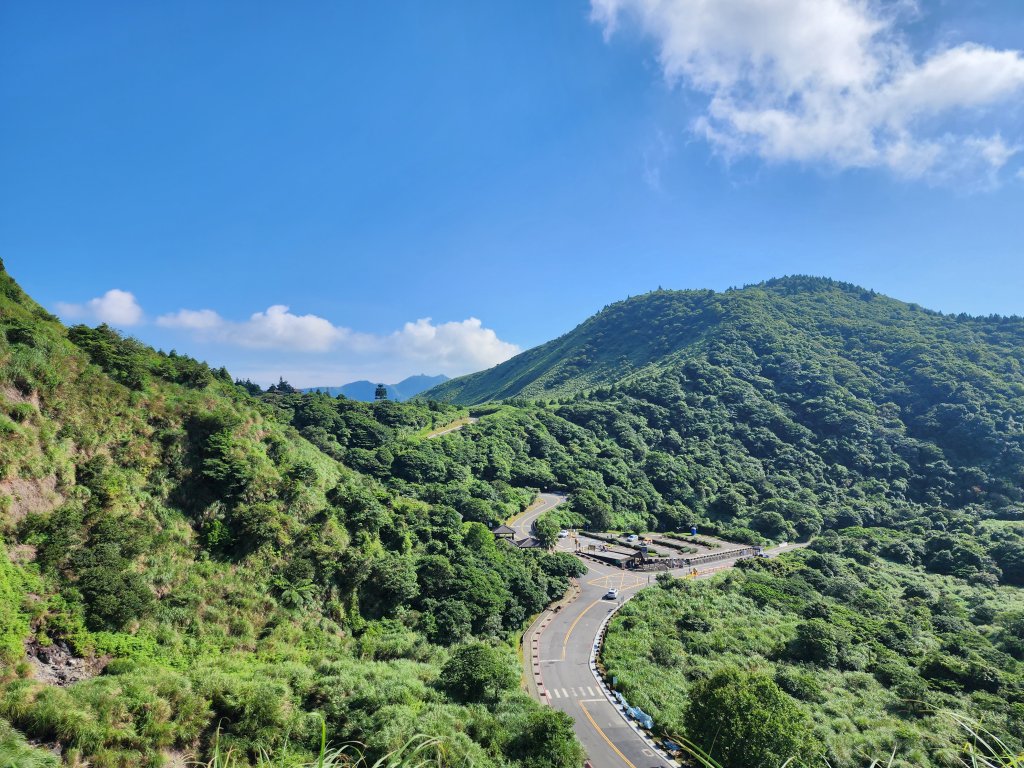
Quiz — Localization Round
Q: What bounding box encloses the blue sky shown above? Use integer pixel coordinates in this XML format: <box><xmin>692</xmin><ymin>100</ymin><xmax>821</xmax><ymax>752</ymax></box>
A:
<box><xmin>2</xmin><ymin>1</ymin><xmax>1023</xmax><ymax>386</ymax></box>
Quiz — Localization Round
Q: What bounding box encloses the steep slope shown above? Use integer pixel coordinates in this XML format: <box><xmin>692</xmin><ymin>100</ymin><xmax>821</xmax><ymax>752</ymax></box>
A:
<box><xmin>423</xmin><ymin>277</ymin><xmax>1024</xmax><ymax>407</ymax></box>
<box><xmin>423</xmin><ymin>288</ymin><xmax>723</xmax><ymax>403</ymax></box>
<box><xmin>0</xmin><ymin>261</ymin><xmax>583</xmax><ymax>767</ymax></box>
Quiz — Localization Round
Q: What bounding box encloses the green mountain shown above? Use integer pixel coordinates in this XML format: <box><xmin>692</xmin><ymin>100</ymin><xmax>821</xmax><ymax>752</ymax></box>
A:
<box><xmin>2</xmin><ymin>262</ymin><xmax>1022</xmax><ymax>767</ymax></box>
<box><xmin>424</xmin><ymin>277</ymin><xmax>1024</xmax><ymax>409</ymax></box>
<box><xmin>305</xmin><ymin>374</ymin><xmax>448</xmax><ymax>401</ymax></box>
<box><xmin>422</xmin><ymin>276</ymin><xmax>1024</xmax><ymax>521</ymax></box>
<box><xmin>0</xmin><ymin>261</ymin><xmax>583</xmax><ymax>767</ymax></box>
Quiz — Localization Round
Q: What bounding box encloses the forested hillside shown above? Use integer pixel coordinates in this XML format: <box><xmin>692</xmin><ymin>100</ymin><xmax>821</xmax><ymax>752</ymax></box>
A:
<box><xmin>425</xmin><ymin>278</ymin><xmax>1024</xmax><ymax>410</ymax></box>
<box><xmin>2</xmin><ymin>261</ymin><xmax>1023</xmax><ymax>767</ymax></box>
<box><xmin>0</xmin><ymin>261</ymin><xmax>584</xmax><ymax>767</ymax></box>
<box><xmin>417</xmin><ymin>279</ymin><xmax>1024</xmax><ymax>578</ymax></box>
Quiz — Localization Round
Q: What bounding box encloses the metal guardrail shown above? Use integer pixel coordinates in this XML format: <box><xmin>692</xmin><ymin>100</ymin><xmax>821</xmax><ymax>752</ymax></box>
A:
<box><xmin>632</xmin><ymin>546</ymin><xmax>757</xmax><ymax>571</ymax></box>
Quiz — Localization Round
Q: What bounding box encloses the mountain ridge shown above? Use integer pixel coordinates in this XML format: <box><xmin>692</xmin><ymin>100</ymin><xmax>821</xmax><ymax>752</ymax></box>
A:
<box><xmin>304</xmin><ymin>373</ymin><xmax>448</xmax><ymax>401</ymax></box>
<box><xmin>422</xmin><ymin>275</ymin><xmax>1024</xmax><ymax>404</ymax></box>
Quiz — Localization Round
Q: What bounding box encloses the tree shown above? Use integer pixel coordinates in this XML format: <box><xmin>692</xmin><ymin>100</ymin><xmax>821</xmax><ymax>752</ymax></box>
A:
<box><xmin>439</xmin><ymin>642</ymin><xmax>518</xmax><ymax>703</ymax></box>
<box><xmin>683</xmin><ymin>666</ymin><xmax>820</xmax><ymax>768</ymax></box>
<box><xmin>504</xmin><ymin>706</ymin><xmax>585</xmax><ymax>768</ymax></box>
<box><xmin>533</xmin><ymin>514</ymin><xmax>560</xmax><ymax>548</ymax></box>
<box><xmin>570</xmin><ymin>489</ymin><xmax>613</xmax><ymax>531</ymax></box>
<box><xmin>788</xmin><ymin>618</ymin><xmax>840</xmax><ymax>667</ymax></box>
<box><xmin>996</xmin><ymin>610</ymin><xmax>1024</xmax><ymax>659</ymax></box>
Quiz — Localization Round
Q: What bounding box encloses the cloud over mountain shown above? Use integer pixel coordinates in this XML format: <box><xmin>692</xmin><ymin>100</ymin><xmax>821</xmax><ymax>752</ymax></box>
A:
<box><xmin>54</xmin><ymin>290</ymin><xmax>521</xmax><ymax>385</ymax></box>
<box><xmin>55</xmin><ymin>289</ymin><xmax>144</xmax><ymax>327</ymax></box>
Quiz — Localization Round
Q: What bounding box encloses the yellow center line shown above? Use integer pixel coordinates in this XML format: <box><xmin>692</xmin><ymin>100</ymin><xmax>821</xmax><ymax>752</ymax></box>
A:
<box><xmin>579</xmin><ymin>701</ymin><xmax>637</xmax><ymax>768</ymax></box>
<box><xmin>562</xmin><ymin>598</ymin><xmax>602</xmax><ymax>660</ymax></box>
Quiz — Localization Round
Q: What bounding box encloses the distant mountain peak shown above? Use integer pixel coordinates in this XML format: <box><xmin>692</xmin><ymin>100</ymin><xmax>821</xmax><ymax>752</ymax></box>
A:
<box><xmin>303</xmin><ymin>373</ymin><xmax>448</xmax><ymax>402</ymax></box>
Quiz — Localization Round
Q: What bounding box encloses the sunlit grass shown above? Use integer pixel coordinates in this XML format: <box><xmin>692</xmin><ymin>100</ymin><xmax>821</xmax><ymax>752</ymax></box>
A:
<box><xmin>195</xmin><ymin>722</ymin><xmax>448</xmax><ymax>768</ymax></box>
<box><xmin>666</xmin><ymin>713</ymin><xmax>1023</xmax><ymax>768</ymax></box>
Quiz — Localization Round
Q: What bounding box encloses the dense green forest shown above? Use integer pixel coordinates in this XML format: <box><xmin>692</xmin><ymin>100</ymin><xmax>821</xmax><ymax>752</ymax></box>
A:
<box><xmin>419</xmin><ymin>280</ymin><xmax>1024</xmax><ymax>581</ymax></box>
<box><xmin>0</xmin><ymin>262</ymin><xmax>584</xmax><ymax>767</ymax></box>
<box><xmin>2</xmin><ymin>262</ymin><xmax>1023</xmax><ymax>767</ymax></box>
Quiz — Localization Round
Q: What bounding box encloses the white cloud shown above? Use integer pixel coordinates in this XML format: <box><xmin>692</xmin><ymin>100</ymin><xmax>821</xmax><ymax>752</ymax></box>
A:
<box><xmin>56</xmin><ymin>289</ymin><xmax>144</xmax><ymax>327</ymax></box>
<box><xmin>392</xmin><ymin>317</ymin><xmax>521</xmax><ymax>373</ymax></box>
<box><xmin>159</xmin><ymin>305</ymin><xmax>348</xmax><ymax>352</ymax></box>
<box><xmin>157</xmin><ymin>304</ymin><xmax>521</xmax><ymax>380</ymax></box>
<box><xmin>155</xmin><ymin>308</ymin><xmax>222</xmax><ymax>331</ymax></box>
<box><xmin>591</xmin><ymin>0</ymin><xmax>1024</xmax><ymax>182</ymax></box>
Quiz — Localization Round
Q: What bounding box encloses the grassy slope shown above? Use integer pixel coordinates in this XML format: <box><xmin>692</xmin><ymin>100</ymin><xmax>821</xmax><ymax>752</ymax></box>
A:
<box><xmin>601</xmin><ymin>545</ymin><xmax>1024</xmax><ymax>768</ymax></box>
<box><xmin>0</xmin><ymin>261</ymin><xmax>583</xmax><ymax>768</ymax></box>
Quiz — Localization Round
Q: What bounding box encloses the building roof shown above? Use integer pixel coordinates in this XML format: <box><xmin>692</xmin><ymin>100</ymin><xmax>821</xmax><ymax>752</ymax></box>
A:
<box><xmin>514</xmin><ymin>537</ymin><xmax>545</xmax><ymax>549</ymax></box>
<box><xmin>491</xmin><ymin>524</ymin><xmax>517</xmax><ymax>536</ymax></box>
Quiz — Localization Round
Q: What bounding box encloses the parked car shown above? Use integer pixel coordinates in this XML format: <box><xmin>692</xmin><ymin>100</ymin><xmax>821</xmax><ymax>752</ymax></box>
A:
<box><xmin>558</xmin><ymin>530</ymin><xmax>569</xmax><ymax>538</ymax></box>
<box><xmin>625</xmin><ymin>534</ymin><xmax>639</xmax><ymax>542</ymax></box>
<box><xmin>604</xmin><ymin>588</ymin><xmax>619</xmax><ymax>599</ymax></box>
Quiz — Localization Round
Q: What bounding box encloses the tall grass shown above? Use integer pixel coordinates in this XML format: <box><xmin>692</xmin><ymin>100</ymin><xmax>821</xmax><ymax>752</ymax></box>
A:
<box><xmin>667</xmin><ymin>713</ymin><xmax>1022</xmax><ymax>768</ymax></box>
<box><xmin>194</xmin><ymin>723</ymin><xmax>449</xmax><ymax>768</ymax></box>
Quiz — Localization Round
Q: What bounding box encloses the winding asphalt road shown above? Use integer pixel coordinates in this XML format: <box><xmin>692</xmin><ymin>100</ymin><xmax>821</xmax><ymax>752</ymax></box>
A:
<box><xmin>519</xmin><ymin>499</ymin><xmax>801</xmax><ymax>767</ymax></box>
<box><xmin>510</xmin><ymin>492</ymin><xmax>566</xmax><ymax>539</ymax></box>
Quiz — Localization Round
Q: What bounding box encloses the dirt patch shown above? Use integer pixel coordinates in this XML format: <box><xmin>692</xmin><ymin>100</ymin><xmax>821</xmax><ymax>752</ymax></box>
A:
<box><xmin>25</xmin><ymin>639</ymin><xmax>108</xmax><ymax>687</ymax></box>
<box><xmin>0</xmin><ymin>384</ymin><xmax>40</xmax><ymax>409</ymax></box>
<box><xmin>162</xmin><ymin>749</ymin><xmax>192</xmax><ymax>768</ymax></box>
<box><xmin>0</xmin><ymin>475</ymin><xmax>62</xmax><ymax>524</ymax></box>
<box><xmin>8</xmin><ymin>543</ymin><xmax>36</xmax><ymax>564</ymax></box>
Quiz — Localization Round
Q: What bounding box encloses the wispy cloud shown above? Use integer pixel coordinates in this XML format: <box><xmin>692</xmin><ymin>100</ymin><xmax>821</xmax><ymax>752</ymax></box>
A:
<box><xmin>591</xmin><ymin>0</ymin><xmax>1024</xmax><ymax>184</ymax></box>
<box><xmin>56</xmin><ymin>289</ymin><xmax>144</xmax><ymax>327</ymax></box>
<box><xmin>642</xmin><ymin>128</ymin><xmax>675</xmax><ymax>191</ymax></box>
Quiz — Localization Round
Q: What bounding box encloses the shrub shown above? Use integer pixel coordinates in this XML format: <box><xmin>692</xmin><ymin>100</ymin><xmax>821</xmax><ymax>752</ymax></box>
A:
<box><xmin>438</xmin><ymin>643</ymin><xmax>518</xmax><ymax>704</ymax></box>
<box><xmin>683</xmin><ymin>666</ymin><xmax>821</xmax><ymax>768</ymax></box>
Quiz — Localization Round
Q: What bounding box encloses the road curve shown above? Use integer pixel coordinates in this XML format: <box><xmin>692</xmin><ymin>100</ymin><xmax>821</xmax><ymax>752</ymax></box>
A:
<box><xmin>531</xmin><ymin>528</ymin><xmax>804</xmax><ymax>767</ymax></box>
<box><xmin>509</xmin><ymin>492</ymin><xmax>566</xmax><ymax>540</ymax></box>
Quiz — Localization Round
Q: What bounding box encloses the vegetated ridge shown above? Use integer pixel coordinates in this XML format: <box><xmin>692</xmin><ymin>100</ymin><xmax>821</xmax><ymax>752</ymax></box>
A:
<box><xmin>424</xmin><ymin>277</ymin><xmax>1024</xmax><ymax>409</ymax></box>
<box><xmin>1</xmin><ymin>261</ymin><xmax>1022</xmax><ymax>767</ymax></box>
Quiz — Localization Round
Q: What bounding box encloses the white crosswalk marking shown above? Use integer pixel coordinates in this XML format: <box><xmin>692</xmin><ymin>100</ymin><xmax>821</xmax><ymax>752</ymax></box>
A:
<box><xmin>552</xmin><ymin>688</ymin><xmax>561</xmax><ymax>699</ymax></box>
<box><xmin>560</xmin><ymin>688</ymin><xmax>568</xmax><ymax>699</ymax></box>
<box><xmin>570</xmin><ymin>688</ymin><xmax>578</xmax><ymax>697</ymax></box>
<box><xmin>587</xmin><ymin>686</ymin><xmax>596</xmax><ymax>696</ymax></box>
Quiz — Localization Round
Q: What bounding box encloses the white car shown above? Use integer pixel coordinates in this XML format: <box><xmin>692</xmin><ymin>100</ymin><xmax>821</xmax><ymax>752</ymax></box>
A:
<box><xmin>558</xmin><ymin>530</ymin><xmax>569</xmax><ymax>538</ymax></box>
<box><xmin>604</xmin><ymin>588</ymin><xmax>619</xmax><ymax>600</ymax></box>
<box><xmin>625</xmin><ymin>534</ymin><xmax>639</xmax><ymax>543</ymax></box>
